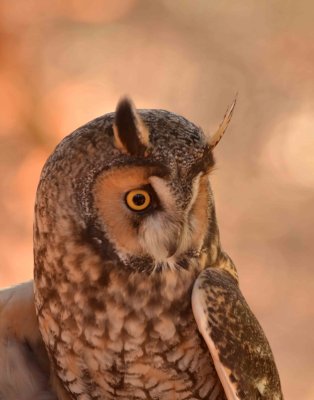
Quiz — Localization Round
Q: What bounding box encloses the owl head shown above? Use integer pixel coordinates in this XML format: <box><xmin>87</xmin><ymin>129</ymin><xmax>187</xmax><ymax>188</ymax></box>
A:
<box><xmin>34</xmin><ymin>97</ymin><xmax>235</xmax><ymax>278</ymax></box>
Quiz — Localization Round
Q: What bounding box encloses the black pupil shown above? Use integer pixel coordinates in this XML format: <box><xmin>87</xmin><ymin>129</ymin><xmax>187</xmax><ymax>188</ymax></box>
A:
<box><xmin>133</xmin><ymin>193</ymin><xmax>146</xmax><ymax>206</ymax></box>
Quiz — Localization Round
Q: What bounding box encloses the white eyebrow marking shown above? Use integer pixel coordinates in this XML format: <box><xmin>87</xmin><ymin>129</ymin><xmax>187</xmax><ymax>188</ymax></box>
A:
<box><xmin>186</xmin><ymin>172</ymin><xmax>202</xmax><ymax>214</ymax></box>
<box><xmin>148</xmin><ymin>175</ymin><xmax>177</xmax><ymax>210</ymax></box>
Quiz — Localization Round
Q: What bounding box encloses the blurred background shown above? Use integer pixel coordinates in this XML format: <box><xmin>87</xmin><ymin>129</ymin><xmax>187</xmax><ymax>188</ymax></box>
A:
<box><xmin>0</xmin><ymin>0</ymin><xmax>313</xmax><ymax>398</ymax></box>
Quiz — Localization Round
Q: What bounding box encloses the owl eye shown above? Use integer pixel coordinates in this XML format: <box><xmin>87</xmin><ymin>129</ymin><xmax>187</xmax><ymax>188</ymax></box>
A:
<box><xmin>125</xmin><ymin>189</ymin><xmax>151</xmax><ymax>212</ymax></box>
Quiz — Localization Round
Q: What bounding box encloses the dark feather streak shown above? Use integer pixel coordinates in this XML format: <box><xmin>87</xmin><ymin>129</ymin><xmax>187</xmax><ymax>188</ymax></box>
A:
<box><xmin>115</xmin><ymin>98</ymin><xmax>147</xmax><ymax>156</ymax></box>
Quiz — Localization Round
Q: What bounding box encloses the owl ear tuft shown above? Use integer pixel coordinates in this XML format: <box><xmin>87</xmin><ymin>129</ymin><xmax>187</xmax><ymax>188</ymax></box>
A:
<box><xmin>208</xmin><ymin>95</ymin><xmax>237</xmax><ymax>149</ymax></box>
<box><xmin>113</xmin><ymin>97</ymin><xmax>149</xmax><ymax>156</ymax></box>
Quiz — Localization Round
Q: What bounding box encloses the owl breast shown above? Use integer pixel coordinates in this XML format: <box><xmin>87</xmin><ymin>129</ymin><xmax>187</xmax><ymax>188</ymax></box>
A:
<box><xmin>37</xmin><ymin>258</ymin><xmax>226</xmax><ymax>400</ymax></box>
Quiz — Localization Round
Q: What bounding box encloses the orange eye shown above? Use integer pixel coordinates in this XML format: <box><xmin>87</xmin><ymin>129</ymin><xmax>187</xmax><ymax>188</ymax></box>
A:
<box><xmin>125</xmin><ymin>189</ymin><xmax>151</xmax><ymax>211</ymax></box>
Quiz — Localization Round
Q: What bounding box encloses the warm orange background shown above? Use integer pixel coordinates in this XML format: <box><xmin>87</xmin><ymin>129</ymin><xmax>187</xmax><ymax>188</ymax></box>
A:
<box><xmin>0</xmin><ymin>1</ymin><xmax>313</xmax><ymax>398</ymax></box>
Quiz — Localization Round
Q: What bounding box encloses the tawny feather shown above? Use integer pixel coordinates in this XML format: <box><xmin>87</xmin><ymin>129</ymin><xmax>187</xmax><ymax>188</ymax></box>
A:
<box><xmin>208</xmin><ymin>95</ymin><xmax>237</xmax><ymax>148</ymax></box>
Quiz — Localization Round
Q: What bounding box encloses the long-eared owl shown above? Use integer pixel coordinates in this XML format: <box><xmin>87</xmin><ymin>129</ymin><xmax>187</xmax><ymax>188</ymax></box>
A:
<box><xmin>0</xmin><ymin>97</ymin><xmax>283</xmax><ymax>400</ymax></box>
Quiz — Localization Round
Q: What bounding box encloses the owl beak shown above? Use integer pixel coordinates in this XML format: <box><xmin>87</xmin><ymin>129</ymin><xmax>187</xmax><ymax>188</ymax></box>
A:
<box><xmin>166</xmin><ymin>222</ymin><xmax>186</xmax><ymax>259</ymax></box>
<box><xmin>167</xmin><ymin>238</ymin><xmax>180</xmax><ymax>258</ymax></box>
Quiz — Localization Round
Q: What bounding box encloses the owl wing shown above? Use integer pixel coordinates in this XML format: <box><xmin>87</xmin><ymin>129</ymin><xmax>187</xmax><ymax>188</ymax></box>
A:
<box><xmin>192</xmin><ymin>268</ymin><xmax>283</xmax><ymax>400</ymax></box>
<box><xmin>0</xmin><ymin>281</ymin><xmax>57</xmax><ymax>400</ymax></box>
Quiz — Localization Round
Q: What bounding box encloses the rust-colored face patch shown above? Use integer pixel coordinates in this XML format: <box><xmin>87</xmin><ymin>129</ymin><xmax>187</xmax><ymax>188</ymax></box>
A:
<box><xmin>93</xmin><ymin>166</ymin><xmax>211</xmax><ymax>262</ymax></box>
<box><xmin>93</xmin><ymin>166</ymin><xmax>152</xmax><ymax>256</ymax></box>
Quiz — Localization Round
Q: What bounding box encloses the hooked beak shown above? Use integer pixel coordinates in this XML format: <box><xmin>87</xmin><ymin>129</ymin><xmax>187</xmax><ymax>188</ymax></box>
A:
<box><xmin>165</xmin><ymin>220</ymin><xmax>188</xmax><ymax>259</ymax></box>
<box><xmin>166</xmin><ymin>235</ymin><xmax>181</xmax><ymax>258</ymax></box>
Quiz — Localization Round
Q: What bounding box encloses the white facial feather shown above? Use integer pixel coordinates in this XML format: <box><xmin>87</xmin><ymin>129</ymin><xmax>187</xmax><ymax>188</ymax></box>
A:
<box><xmin>139</xmin><ymin>176</ymin><xmax>180</xmax><ymax>262</ymax></box>
<box><xmin>138</xmin><ymin>174</ymin><xmax>203</xmax><ymax>263</ymax></box>
<box><xmin>139</xmin><ymin>213</ymin><xmax>180</xmax><ymax>262</ymax></box>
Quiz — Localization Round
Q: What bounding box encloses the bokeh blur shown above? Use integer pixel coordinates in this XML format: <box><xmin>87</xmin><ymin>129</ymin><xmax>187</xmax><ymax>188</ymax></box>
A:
<box><xmin>0</xmin><ymin>1</ymin><xmax>313</xmax><ymax>398</ymax></box>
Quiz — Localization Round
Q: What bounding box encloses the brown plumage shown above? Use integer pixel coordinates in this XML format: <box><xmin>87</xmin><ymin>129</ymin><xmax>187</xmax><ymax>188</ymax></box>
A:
<box><xmin>0</xmin><ymin>98</ymin><xmax>283</xmax><ymax>400</ymax></box>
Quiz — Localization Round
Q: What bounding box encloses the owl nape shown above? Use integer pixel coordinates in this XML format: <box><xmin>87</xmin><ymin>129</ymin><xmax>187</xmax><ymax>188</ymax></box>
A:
<box><xmin>0</xmin><ymin>97</ymin><xmax>283</xmax><ymax>400</ymax></box>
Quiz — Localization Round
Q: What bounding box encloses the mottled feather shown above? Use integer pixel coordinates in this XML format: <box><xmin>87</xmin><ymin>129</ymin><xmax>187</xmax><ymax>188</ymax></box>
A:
<box><xmin>0</xmin><ymin>98</ymin><xmax>283</xmax><ymax>400</ymax></box>
<box><xmin>192</xmin><ymin>267</ymin><xmax>283</xmax><ymax>399</ymax></box>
